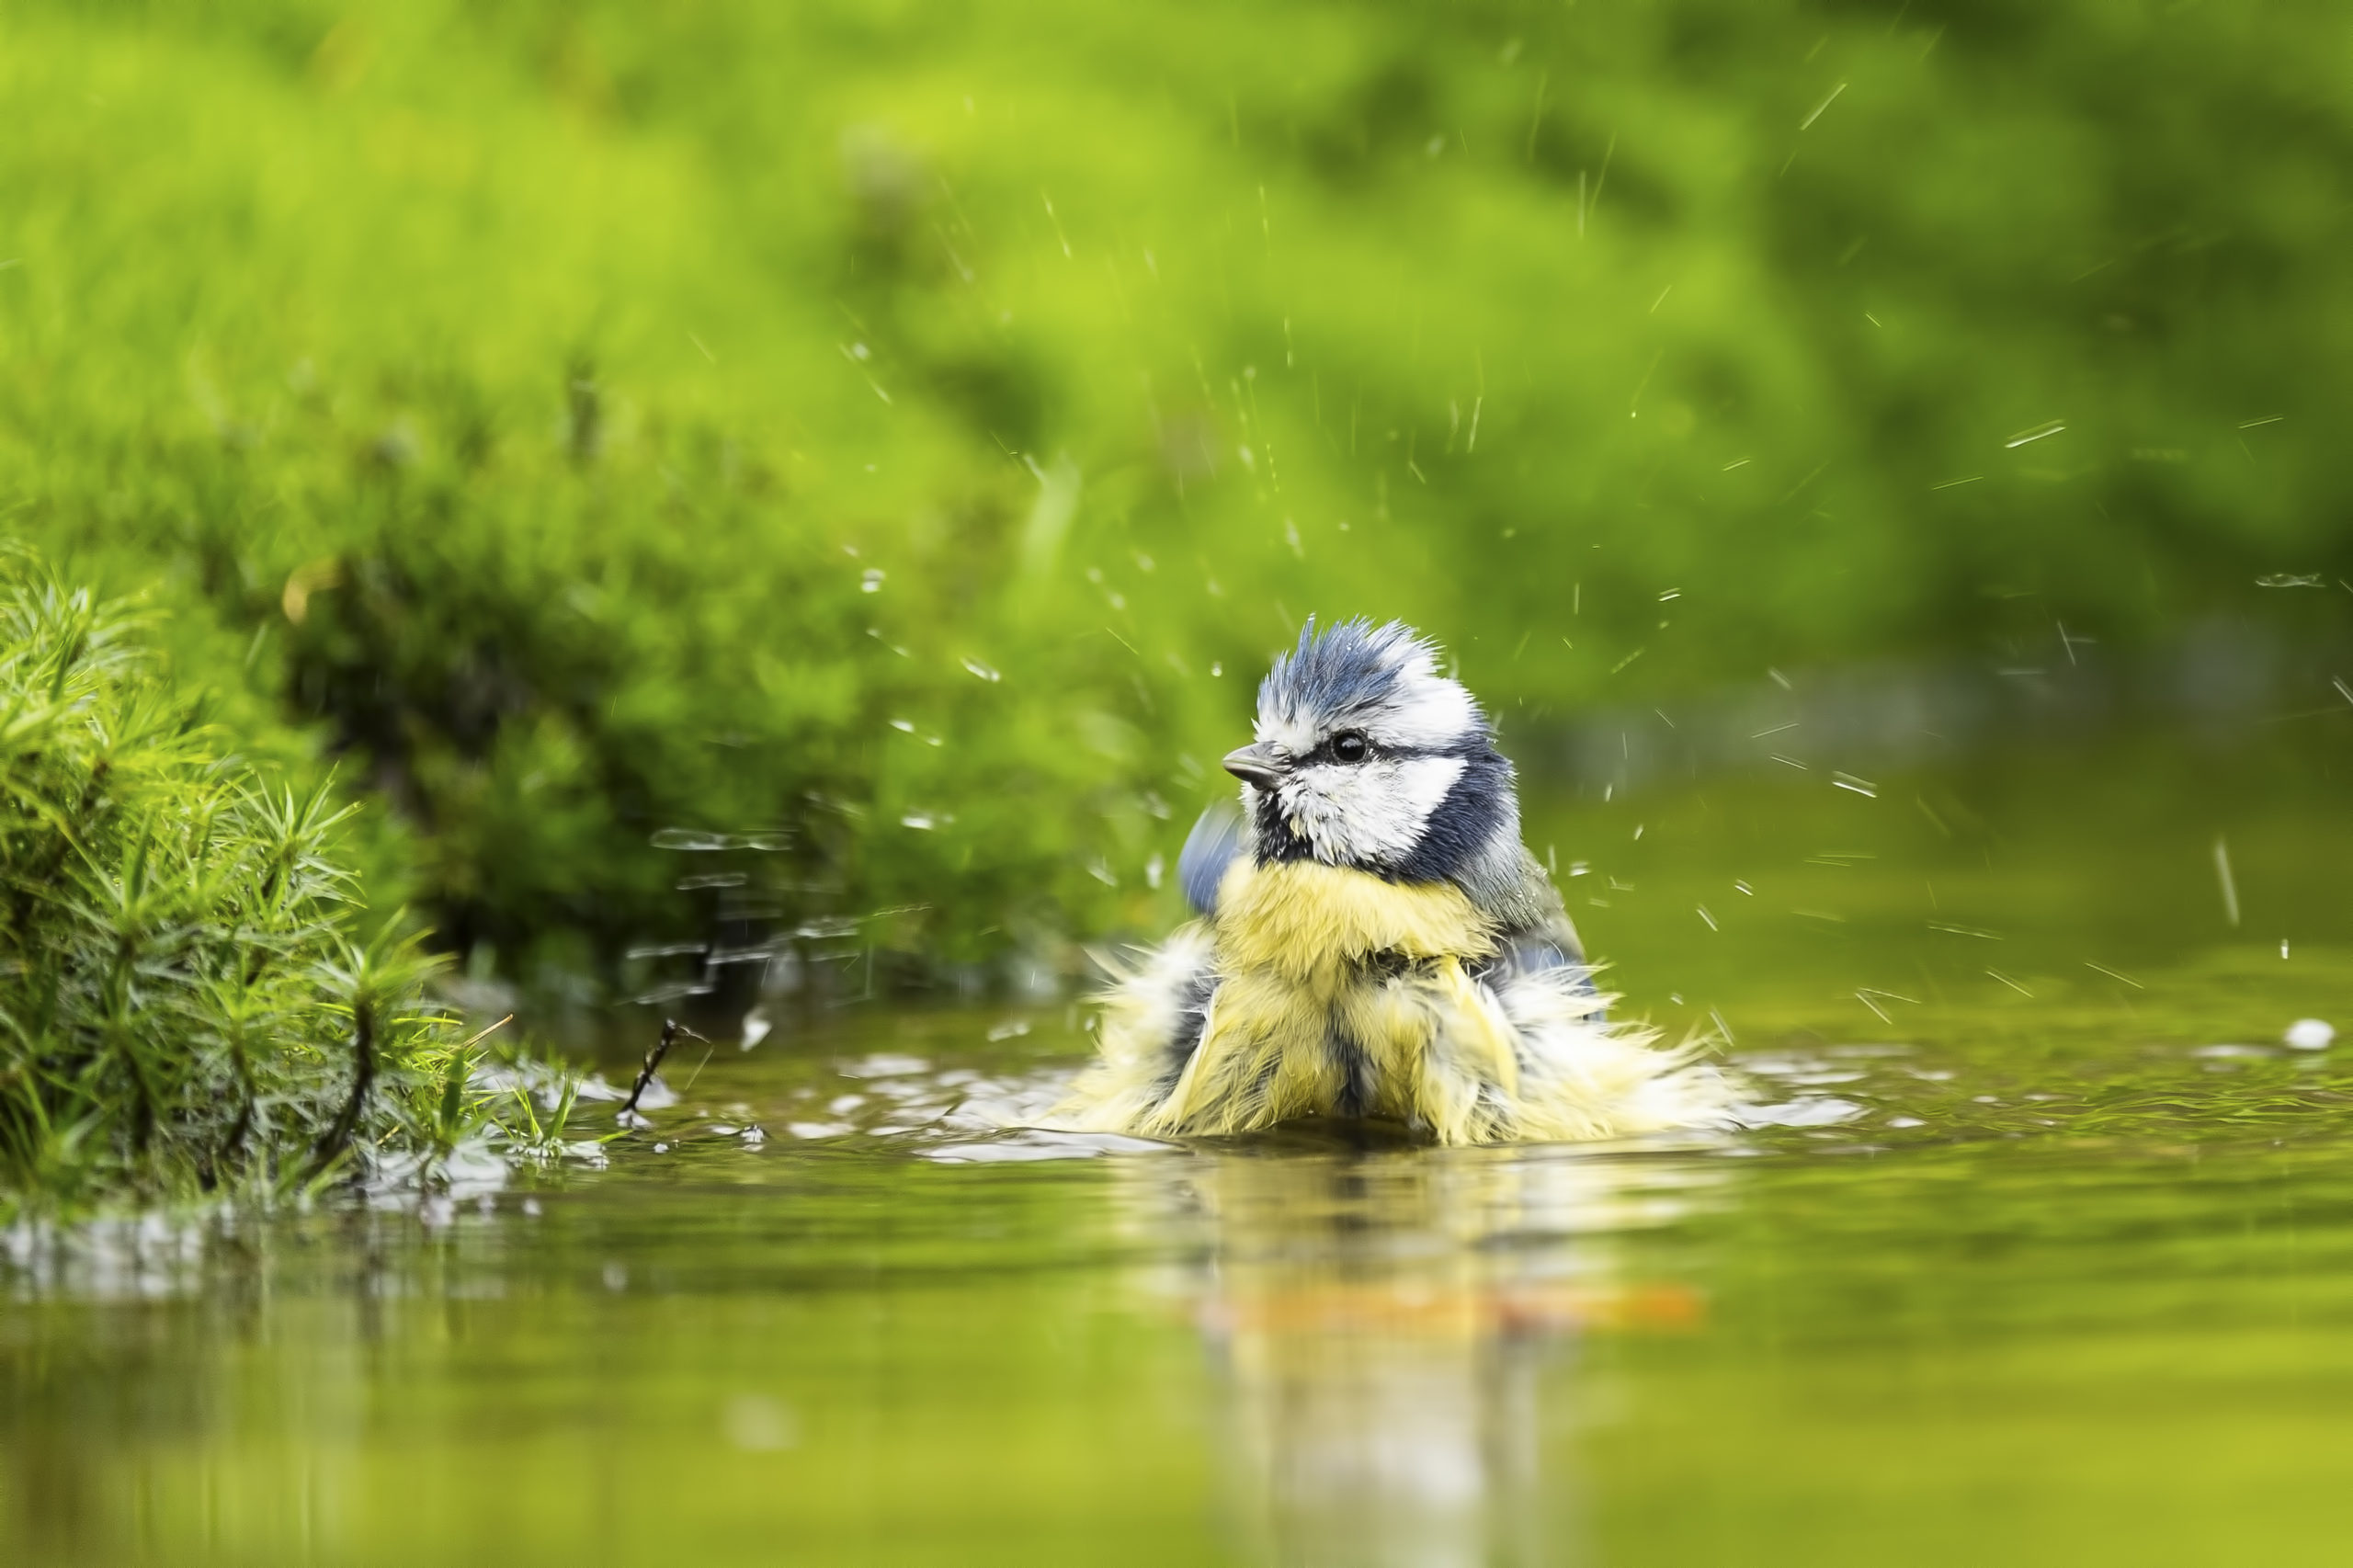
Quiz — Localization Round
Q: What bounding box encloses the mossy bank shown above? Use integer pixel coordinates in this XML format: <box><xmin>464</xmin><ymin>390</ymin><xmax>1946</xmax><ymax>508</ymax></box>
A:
<box><xmin>0</xmin><ymin>559</ymin><xmax>551</xmax><ymax>1213</ymax></box>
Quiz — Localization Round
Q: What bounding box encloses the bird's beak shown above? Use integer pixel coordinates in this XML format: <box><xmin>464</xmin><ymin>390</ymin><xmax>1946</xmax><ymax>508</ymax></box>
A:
<box><xmin>1222</xmin><ymin>743</ymin><xmax>1285</xmax><ymax>788</ymax></box>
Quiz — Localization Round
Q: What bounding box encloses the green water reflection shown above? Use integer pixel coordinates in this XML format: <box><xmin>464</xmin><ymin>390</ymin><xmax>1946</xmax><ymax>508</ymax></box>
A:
<box><xmin>9</xmin><ymin>729</ymin><xmax>2353</xmax><ymax>1565</ymax></box>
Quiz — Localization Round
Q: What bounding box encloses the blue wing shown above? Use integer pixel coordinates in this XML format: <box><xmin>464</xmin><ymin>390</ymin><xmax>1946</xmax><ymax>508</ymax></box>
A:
<box><xmin>1177</xmin><ymin>801</ymin><xmax>1245</xmax><ymax>915</ymax></box>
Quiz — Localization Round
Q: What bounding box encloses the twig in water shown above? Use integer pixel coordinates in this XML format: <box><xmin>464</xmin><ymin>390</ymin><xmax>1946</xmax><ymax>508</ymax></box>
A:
<box><xmin>621</xmin><ymin>1017</ymin><xmax>706</xmax><ymax>1120</ymax></box>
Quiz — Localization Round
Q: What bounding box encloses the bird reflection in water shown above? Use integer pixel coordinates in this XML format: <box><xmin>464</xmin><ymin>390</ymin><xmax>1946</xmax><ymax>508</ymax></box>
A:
<box><xmin>1115</xmin><ymin>1131</ymin><xmax>1720</xmax><ymax>1567</ymax></box>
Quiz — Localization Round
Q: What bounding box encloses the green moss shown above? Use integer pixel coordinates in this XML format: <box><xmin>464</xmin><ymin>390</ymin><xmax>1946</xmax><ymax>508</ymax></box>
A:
<box><xmin>0</xmin><ymin>555</ymin><xmax>527</xmax><ymax>1211</ymax></box>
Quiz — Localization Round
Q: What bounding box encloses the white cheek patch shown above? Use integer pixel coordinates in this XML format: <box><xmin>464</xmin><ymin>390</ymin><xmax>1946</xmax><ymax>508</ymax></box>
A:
<box><xmin>1279</xmin><ymin>756</ymin><xmax>1465</xmax><ymax>868</ymax></box>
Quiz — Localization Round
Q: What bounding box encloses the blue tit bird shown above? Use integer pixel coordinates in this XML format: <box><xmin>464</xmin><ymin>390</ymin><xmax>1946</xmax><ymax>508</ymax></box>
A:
<box><xmin>1058</xmin><ymin>618</ymin><xmax>1732</xmax><ymax>1145</ymax></box>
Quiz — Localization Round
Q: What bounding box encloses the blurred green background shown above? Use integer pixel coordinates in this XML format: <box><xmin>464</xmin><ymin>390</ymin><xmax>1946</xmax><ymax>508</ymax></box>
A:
<box><xmin>5</xmin><ymin>0</ymin><xmax>2347</xmax><ymax>992</ymax></box>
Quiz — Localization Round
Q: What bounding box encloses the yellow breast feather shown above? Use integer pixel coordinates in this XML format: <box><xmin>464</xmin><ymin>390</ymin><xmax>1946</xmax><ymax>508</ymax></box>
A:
<box><xmin>1133</xmin><ymin>861</ymin><xmax>1503</xmax><ymax>1138</ymax></box>
<box><xmin>1060</xmin><ymin>856</ymin><xmax>1735</xmax><ymax>1145</ymax></box>
<box><xmin>1211</xmin><ymin>859</ymin><xmax>1493</xmax><ymax>984</ymax></box>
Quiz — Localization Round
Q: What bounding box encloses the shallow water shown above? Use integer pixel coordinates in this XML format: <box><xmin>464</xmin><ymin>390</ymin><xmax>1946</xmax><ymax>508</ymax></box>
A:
<box><xmin>9</xmin><ymin>725</ymin><xmax>2353</xmax><ymax>1565</ymax></box>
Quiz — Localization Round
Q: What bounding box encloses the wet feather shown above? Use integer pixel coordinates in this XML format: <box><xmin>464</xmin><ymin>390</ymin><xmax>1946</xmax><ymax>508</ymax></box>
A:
<box><xmin>1058</xmin><ymin>619</ymin><xmax>1734</xmax><ymax>1145</ymax></box>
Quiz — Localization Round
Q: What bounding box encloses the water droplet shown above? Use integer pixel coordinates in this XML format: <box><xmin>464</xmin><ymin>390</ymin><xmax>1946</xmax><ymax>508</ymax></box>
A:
<box><xmin>2286</xmin><ymin>1018</ymin><xmax>2335</xmax><ymax>1050</ymax></box>
<box><xmin>723</xmin><ymin>1396</ymin><xmax>799</xmax><ymax>1452</ymax></box>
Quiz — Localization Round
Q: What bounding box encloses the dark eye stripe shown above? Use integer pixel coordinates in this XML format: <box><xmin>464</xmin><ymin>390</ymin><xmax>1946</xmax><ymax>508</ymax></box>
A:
<box><xmin>1302</xmin><ymin>732</ymin><xmax>1489</xmax><ymax>763</ymax></box>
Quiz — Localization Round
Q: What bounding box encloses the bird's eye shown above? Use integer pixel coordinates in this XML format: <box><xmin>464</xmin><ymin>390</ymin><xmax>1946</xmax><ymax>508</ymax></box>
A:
<box><xmin>1330</xmin><ymin>732</ymin><xmax>1370</xmax><ymax>763</ymax></box>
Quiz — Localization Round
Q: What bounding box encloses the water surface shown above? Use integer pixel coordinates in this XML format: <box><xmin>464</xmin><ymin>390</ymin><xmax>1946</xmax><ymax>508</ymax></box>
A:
<box><xmin>8</xmin><ymin>726</ymin><xmax>2353</xmax><ymax>1565</ymax></box>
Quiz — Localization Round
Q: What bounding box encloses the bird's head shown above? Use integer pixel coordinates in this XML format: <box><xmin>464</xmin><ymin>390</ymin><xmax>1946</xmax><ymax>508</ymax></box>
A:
<box><xmin>1224</xmin><ymin>618</ymin><xmax>1518</xmax><ymax>885</ymax></box>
